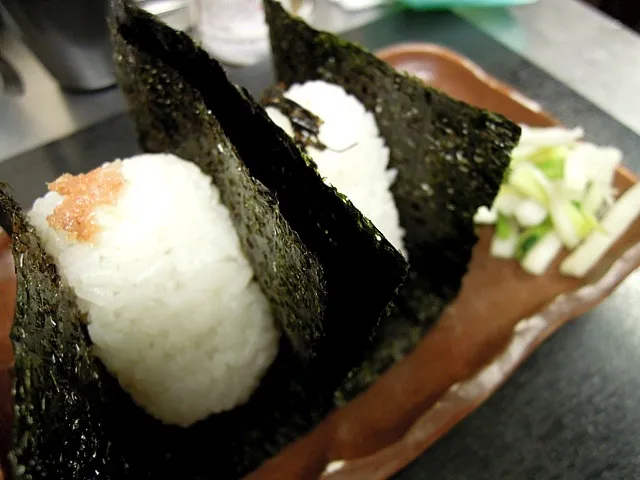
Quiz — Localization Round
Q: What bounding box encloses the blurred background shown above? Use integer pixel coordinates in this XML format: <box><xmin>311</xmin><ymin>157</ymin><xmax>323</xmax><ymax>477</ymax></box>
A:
<box><xmin>0</xmin><ymin>0</ymin><xmax>637</xmax><ymax>95</ymax></box>
<box><xmin>0</xmin><ymin>0</ymin><xmax>638</xmax><ymax>162</ymax></box>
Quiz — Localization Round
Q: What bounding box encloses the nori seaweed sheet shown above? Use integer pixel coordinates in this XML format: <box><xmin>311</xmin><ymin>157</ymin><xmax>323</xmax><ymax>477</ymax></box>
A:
<box><xmin>0</xmin><ymin>0</ymin><xmax>406</xmax><ymax>477</ymax></box>
<box><xmin>263</xmin><ymin>0</ymin><xmax>521</xmax><ymax>402</ymax></box>
<box><xmin>262</xmin><ymin>84</ymin><xmax>327</xmax><ymax>151</ymax></box>
<box><xmin>0</xmin><ymin>185</ymin><xmax>117</xmax><ymax>479</ymax></box>
<box><xmin>0</xmin><ymin>185</ymin><xmax>330</xmax><ymax>479</ymax></box>
<box><xmin>2</xmin><ymin>3</ymin><xmax>408</xmax><ymax>476</ymax></box>
<box><xmin>112</xmin><ymin>0</ymin><xmax>408</xmax><ymax>384</ymax></box>
<box><xmin>117</xmin><ymin>35</ymin><xmax>328</xmax><ymax>366</ymax></box>
<box><xmin>0</xmin><ymin>3</ymin><xmax>519</xmax><ymax>478</ymax></box>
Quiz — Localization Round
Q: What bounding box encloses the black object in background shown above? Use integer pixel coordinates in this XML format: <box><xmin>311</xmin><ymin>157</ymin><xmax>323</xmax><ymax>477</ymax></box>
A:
<box><xmin>2</xmin><ymin>0</ymin><xmax>116</xmax><ymax>92</ymax></box>
<box><xmin>0</xmin><ymin>53</ymin><xmax>23</xmax><ymax>96</ymax></box>
<box><xmin>583</xmin><ymin>0</ymin><xmax>640</xmax><ymax>31</ymax></box>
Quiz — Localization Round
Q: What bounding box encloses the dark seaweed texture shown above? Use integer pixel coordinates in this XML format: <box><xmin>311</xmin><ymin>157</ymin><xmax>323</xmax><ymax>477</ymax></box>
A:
<box><xmin>1</xmin><ymin>140</ymin><xmax>334</xmax><ymax>480</ymax></box>
<box><xmin>112</xmin><ymin>0</ymin><xmax>407</xmax><ymax>382</ymax></box>
<box><xmin>0</xmin><ymin>194</ymin><xmax>329</xmax><ymax>480</ymax></box>
<box><xmin>115</xmin><ymin>33</ymin><xmax>327</xmax><ymax>365</ymax></box>
<box><xmin>92</xmin><ymin>340</ymin><xmax>335</xmax><ymax>479</ymax></box>
<box><xmin>99</xmin><ymin>0</ymin><xmax>406</xmax><ymax>477</ymax></box>
<box><xmin>2</xmin><ymin>1</ymin><xmax>408</xmax><ymax>474</ymax></box>
<box><xmin>262</xmin><ymin>84</ymin><xmax>327</xmax><ymax>151</ymax></box>
<box><xmin>263</xmin><ymin>0</ymin><xmax>521</xmax><ymax>401</ymax></box>
<box><xmin>0</xmin><ymin>185</ymin><xmax>116</xmax><ymax>480</ymax></box>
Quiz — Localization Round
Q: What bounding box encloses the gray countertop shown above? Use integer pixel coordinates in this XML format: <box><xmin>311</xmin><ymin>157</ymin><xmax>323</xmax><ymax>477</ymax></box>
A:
<box><xmin>1</xmin><ymin>0</ymin><xmax>640</xmax><ymax>163</ymax></box>
<box><xmin>0</xmin><ymin>0</ymin><xmax>387</xmax><ymax>163</ymax></box>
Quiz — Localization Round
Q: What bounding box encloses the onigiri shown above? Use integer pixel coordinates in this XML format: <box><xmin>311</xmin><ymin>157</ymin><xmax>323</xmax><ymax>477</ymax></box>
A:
<box><xmin>265</xmin><ymin>80</ymin><xmax>407</xmax><ymax>257</ymax></box>
<box><xmin>28</xmin><ymin>153</ymin><xmax>280</xmax><ymax>427</ymax></box>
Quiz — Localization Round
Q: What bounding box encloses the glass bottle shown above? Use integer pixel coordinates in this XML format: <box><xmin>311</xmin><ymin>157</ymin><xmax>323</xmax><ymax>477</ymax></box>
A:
<box><xmin>193</xmin><ymin>0</ymin><xmax>314</xmax><ymax>67</ymax></box>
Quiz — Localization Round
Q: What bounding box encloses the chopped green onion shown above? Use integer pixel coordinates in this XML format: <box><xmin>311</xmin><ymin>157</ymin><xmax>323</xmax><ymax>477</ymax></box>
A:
<box><xmin>515</xmin><ymin>199</ymin><xmax>547</xmax><ymax>227</ymax></box>
<box><xmin>510</xmin><ymin>144</ymin><xmax>537</xmax><ymax>165</ymax></box>
<box><xmin>494</xmin><ymin>192</ymin><xmax>522</xmax><ymax>216</ymax></box>
<box><xmin>491</xmin><ymin>217</ymin><xmax>519</xmax><ymax>259</ymax></box>
<box><xmin>549</xmin><ymin>198</ymin><xmax>596</xmax><ymax>248</ymax></box>
<box><xmin>529</xmin><ymin>146</ymin><xmax>569</xmax><ymax>162</ymax></box>
<box><xmin>495</xmin><ymin>214</ymin><xmax>514</xmax><ymax>240</ymax></box>
<box><xmin>491</xmin><ymin>234</ymin><xmax>518</xmax><ymax>259</ymax></box>
<box><xmin>582</xmin><ymin>182</ymin><xmax>606</xmax><ymax>216</ymax></box>
<box><xmin>509</xmin><ymin>163</ymin><xmax>551</xmax><ymax>205</ymax></box>
<box><xmin>498</xmin><ymin>184</ymin><xmax>518</xmax><ymax>197</ymax></box>
<box><xmin>527</xmin><ymin>145</ymin><xmax>567</xmax><ymax>180</ymax></box>
<box><xmin>581</xmin><ymin>210</ymin><xmax>600</xmax><ymax>235</ymax></box>
<box><xmin>515</xmin><ymin>220</ymin><xmax>553</xmax><ymax>260</ymax></box>
<box><xmin>560</xmin><ymin>183</ymin><xmax>640</xmax><ymax>277</ymax></box>
<box><xmin>474</xmin><ymin>205</ymin><xmax>497</xmax><ymax>225</ymax></box>
<box><xmin>521</xmin><ymin>232</ymin><xmax>563</xmax><ymax>275</ymax></box>
<box><xmin>485</xmin><ymin>126</ymin><xmax>631</xmax><ymax>279</ymax></box>
<box><xmin>535</xmin><ymin>157</ymin><xmax>565</xmax><ymax>180</ymax></box>
<box><xmin>563</xmin><ymin>144</ymin><xmax>591</xmax><ymax>196</ymax></box>
<box><xmin>518</xmin><ymin>126</ymin><xmax>584</xmax><ymax>147</ymax></box>
<box><xmin>585</xmin><ymin>145</ymin><xmax>621</xmax><ymax>187</ymax></box>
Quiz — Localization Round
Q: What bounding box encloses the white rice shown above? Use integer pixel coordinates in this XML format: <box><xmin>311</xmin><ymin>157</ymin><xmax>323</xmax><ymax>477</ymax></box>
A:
<box><xmin>266</xmin><ymin>80</ymin><xmax>407</xmax><ymax>257</ymax></box>
<box><xmin>28</xmin><ymin>153</ymin><xmax>279</xmax><ymax>427</ymax></box>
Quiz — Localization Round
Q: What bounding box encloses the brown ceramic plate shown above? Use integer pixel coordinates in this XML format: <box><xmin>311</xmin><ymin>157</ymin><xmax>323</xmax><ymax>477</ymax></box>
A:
<box><xmin>244</xmin><ymin>44</ymin><xmax>640</xmax><ymax>479</ymax></box>
<box><xmin>1</xmin><ymin>43</ymin><xmax>639</xmax><ymax>480</ymax></box>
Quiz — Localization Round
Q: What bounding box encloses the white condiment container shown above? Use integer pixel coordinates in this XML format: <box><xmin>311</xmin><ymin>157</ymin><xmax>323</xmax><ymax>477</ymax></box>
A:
<box><xmin>194</xmin><ymin>0</ymin><xmax>314</xmax><ymax>66</ymax></box>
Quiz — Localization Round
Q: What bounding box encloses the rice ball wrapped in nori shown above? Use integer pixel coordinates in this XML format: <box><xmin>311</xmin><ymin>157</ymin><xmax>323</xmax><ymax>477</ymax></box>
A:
<box><xmin>112</xmin><ymin>0</ymin><xmax>409</xmax><ymax>387</ymax></box>
<box><xmin>0</xmin><ymin>2</ymin><xmax>410</xmax><ymax>478</ymax></box>
<box><xmin>28</xmin><ymin>153</ymin><xmax>280</xmax><ymax>427</ymax></box>
<box><xmin>264</xmin><ymin>80</ymin><xmax>407</xmax><ymax>257</ymax></box>
<box><xmin>262</xmin><ymin>0</ymin><xmax>521</xmax><ymax>400</ymax></box>
<box><xmin>0</xmin><ymin>184</ymin><xmax>118</xmax><ymax>479</ymax></box>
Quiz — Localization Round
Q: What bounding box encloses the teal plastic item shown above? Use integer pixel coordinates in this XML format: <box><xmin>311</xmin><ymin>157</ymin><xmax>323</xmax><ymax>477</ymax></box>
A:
<box><xmin>399</xmin><ymin>0</ymin><xmax>537</xmax><ymax>9</ymax></box>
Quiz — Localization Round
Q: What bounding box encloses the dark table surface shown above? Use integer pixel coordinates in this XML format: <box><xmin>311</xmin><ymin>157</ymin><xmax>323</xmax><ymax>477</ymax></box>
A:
<box><xmin>1</xmin><ymin>9</ymin><xmax>639</xmax><ymax>480</ymax></box>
